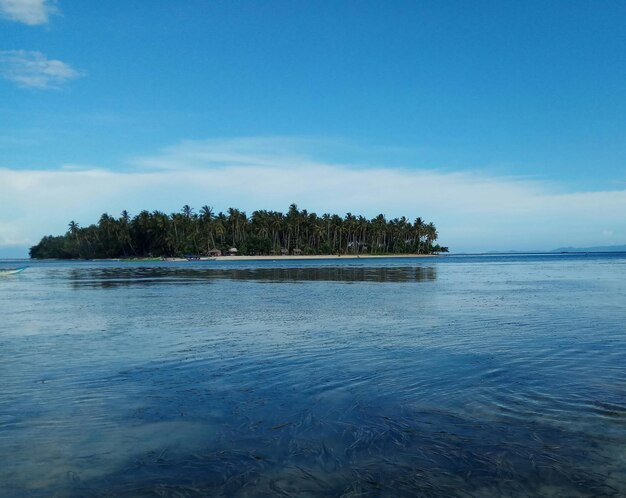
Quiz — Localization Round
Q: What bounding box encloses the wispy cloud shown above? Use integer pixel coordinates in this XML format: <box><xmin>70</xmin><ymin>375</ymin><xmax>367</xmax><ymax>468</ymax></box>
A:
<box><xmin>131</xmin><ymin>137</ymin><xmax>329</xmax><ymax>171</ymax></box>
<box><xmin>0</xmin><ymin>0</ymin><xmax>56</xmax><ymax>25</ymax></box>
<box><xmin>0</xmin><ymin>50</ymin><xmax>81</xmax><ymax>89</ymax></box>
<box><xmin>2</xmin><ymin>137</ymin><xmax>626</xmax><ymax>254</ymax></box>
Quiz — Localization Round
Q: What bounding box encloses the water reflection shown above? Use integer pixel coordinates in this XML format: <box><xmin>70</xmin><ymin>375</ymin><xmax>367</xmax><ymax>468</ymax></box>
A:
<box><xmin>69</xmin><ymin>265</ymin><xmax>437</xmax><ymax>288</ymax></box>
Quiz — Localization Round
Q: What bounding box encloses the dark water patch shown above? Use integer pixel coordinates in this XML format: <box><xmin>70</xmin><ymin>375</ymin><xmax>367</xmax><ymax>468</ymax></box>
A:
<box><xmin>16</xmin><ymin>404</ymin><xmax>622</xmax><ymax>497</ymax></box>
<box><xmin>67</xmin><ymin>266</ymin><xmax>437</xmax><ymax>288</ymax></box>
<box><xmin>5</xmin><ymin>340</ymin><xmax>625</xmax><ymax>495</ymax></box>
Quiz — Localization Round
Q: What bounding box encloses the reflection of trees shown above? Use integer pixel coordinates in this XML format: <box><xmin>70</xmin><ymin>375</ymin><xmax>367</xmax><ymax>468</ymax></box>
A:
<box><xmin>69</xmin><ymin>266</ymin><xmax>438</xmax><ymax>288</ymax></box>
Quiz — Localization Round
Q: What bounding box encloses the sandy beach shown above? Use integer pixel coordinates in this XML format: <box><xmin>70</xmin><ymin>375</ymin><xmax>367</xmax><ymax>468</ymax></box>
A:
<box><xmin>163</xmin><ymin>254</ymin><xmax>438</xmax><ymax>262</ymax></box>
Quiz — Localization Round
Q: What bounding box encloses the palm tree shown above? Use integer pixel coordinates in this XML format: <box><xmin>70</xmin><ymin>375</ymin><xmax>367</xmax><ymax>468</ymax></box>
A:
<box><xmin>182</xmin><ymin>205</ymin><xmax>194</xmax><ymax>218</ymax></box>
<box><xmin>97</xmin><ymin>214</ymin><xmax>118</xmax><ymax>257</ymax></box>
<box><xmin>413</xmin><ymin>217</ymin><xmax>424</xmax><ymax>254</ymax></box>
<box><xmin>200</xmin><ymin>205</ymin><xmax>215</xmax><ymax>254</ymax></box>
<box><xmin>118</xmin><ymin>210</ymin><xmax>134</xmax><ymax>256</ymax></box>
<box><xmin>214</xmin><ymin>212</ymin><xmax>227</xmax><ymax>247</ymax></box>
<box><xmin>269</xmin><ymin>211</ymin><xmax>284</xmax><ymax>250</ymax></box>
<box><xmin>425</xmin><ymin>222</ymin><xmax>438</xmax><ymax>252</ymax></box>
<box><xmin>147</xmin><ymin>210</ymin><xmax>171</xmax><ymax>256</ymax></box>
<box><xmin>66</xmin><ymin>221</ymin><xmax>81</xmax><ymax>257</ymax></box>
<box><xmin>68</xmin><ymin>221</ymin><xmax>79</xmax><ymax>239</ymax></box>
<box><xmin>286</xmin><ymin>203</ymin><xmax>300</xmax><ymax>249</ymax></box>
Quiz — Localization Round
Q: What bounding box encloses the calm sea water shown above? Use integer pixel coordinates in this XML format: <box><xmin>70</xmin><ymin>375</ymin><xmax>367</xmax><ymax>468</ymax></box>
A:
<box><xmin>1</xmin><ymin>254</ymin><xmax>625</xmax><ymax>497</ymax></box>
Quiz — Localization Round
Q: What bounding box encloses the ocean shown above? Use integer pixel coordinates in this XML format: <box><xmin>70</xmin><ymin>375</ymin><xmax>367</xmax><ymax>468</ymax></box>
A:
<box><xmin>1</xmin><ymin>254</ymin><xmax>625</xmax><ymax>496</ymax></box>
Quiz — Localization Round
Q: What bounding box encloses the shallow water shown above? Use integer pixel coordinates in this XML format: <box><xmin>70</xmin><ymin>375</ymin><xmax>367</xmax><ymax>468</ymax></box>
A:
<box><xmin>1</xmin><ymin>254</ymin><xmax>625</xmax><ymax>497</ymax></box>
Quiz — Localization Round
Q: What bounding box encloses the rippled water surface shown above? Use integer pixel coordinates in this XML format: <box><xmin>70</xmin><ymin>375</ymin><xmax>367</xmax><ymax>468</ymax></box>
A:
<box><xmin>1</xmin><ymin>254</ymin><xmax>626</xmax><ymax>497</ymax></box>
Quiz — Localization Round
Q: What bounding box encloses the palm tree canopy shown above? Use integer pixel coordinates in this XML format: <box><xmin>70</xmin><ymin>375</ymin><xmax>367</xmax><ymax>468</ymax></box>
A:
<box><xmin>29</xmin><ymin>204</ymin><xmax>446</xmax><ymax>259</ymax></box>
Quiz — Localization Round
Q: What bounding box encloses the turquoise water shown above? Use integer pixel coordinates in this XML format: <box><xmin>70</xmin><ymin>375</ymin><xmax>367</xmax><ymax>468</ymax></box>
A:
<box><xmin>1</xmin><ymin>254</ymin><xmax>625</xmax><ymax>497</ymax></box>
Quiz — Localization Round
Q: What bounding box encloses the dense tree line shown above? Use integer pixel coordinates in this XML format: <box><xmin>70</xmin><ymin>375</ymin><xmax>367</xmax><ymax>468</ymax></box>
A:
<box><xmin>29</xmin><ymin>204</ymin><xmax>447</xmax><ymax>259</ymax></box>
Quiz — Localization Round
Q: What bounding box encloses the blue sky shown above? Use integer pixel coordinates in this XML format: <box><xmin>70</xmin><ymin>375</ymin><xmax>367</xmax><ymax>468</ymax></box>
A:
<box><xmin>1</xmin><ymin>0</ymin><xmax>625</xmax><ymax>256</ymax></box>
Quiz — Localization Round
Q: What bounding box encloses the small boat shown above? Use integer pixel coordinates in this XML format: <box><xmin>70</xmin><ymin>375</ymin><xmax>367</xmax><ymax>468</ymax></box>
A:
<box><xmin>0</xmin><ymin>267</ymin><xmax>27</xmax><ymax>276</ymax></box>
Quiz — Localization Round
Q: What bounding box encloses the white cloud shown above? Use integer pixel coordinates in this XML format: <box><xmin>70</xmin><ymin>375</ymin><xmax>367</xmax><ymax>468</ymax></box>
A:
<box><xmin>2</xmin><ymin>137</ymin><xmax>626</xmax><ymax>255</ymax></box>
<box><xmin>0</xmin><ymin>0</ymin><xmax>55</xmax><ymax>25</ymax></box>
<box><xmin>0</xmin><ymin>50</ymin><xmax>81</xmax><ymax>89</ymax></box>
<box><xmin>131</xmin><ymin>137</ymin><xmax>326</xmax><ymax>171</ymax></box>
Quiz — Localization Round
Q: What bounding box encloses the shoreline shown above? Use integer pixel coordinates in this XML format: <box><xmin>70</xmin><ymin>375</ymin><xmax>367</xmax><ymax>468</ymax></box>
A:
<box><xmin>20</xmin><ymin>254</ymin><xmax>442</xmax><ymax>262</ymax></box>
<box><xmin>164</xmin><ymin>254</ymin><xmax>438</xmax><ymax>262</ymax></box>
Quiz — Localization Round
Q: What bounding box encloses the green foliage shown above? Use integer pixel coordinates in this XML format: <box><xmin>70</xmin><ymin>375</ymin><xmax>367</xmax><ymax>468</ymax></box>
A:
<box><xmin>29</xmin><ymin>204</ymin><xmax>444</xmax><ymax>259</ymax></box>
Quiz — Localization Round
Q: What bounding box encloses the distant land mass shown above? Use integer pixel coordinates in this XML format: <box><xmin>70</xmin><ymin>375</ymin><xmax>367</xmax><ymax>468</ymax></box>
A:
<box><xmin>483</xmin><ymin>244</ymin><xmax>626</xmax><ymax>254</ymax></box>
<box><xmin>550</xmin><ymin>244</ymin><xmax>626</xmax><ymax>253</ymax></box>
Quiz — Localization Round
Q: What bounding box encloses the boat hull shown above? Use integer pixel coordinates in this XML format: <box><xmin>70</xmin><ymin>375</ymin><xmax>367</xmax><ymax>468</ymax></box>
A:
<box><xmin>0</xmin><ymin>267</ymin><xmax>27</xmax><ymax>276</ymax></box>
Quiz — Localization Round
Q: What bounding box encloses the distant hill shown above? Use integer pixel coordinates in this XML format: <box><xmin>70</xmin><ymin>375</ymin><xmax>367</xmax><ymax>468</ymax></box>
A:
<box><xmin>482</xmin><ymin>244</ymin><xmax>626</xmax><ymax>254</ymax></box>
<box><xmin>551</xmin><ymin>245</ymin><xmax>626</xmax><ymax>253</ymax></box>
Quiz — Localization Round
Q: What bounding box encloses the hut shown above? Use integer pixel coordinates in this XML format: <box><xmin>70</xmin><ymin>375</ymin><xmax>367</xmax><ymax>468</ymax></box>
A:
<box><xmin>280</xmin><ymin>248</ymin><xmax>289</xmax><ymax>256</ymax></box>
<box><xmin>208</xmin><ymin>249</ymin><xmax>222</xmax><ymax>257</ymax></box>
<box><xmin>292</xmin><ymin>248</ymin><xmax>302</xmax><ymax>256</ymax></box>
<box><xmin>228</xmin><ymin>247</ymin><xmax>238</xmax><ymax>256</ymax></box>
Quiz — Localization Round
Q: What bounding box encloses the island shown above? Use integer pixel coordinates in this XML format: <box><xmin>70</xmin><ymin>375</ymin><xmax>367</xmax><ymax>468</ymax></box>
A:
<box><xmin>29</xmin><ymin>203</ymin><xmax>447</xmax><ymax>259</ymax></box>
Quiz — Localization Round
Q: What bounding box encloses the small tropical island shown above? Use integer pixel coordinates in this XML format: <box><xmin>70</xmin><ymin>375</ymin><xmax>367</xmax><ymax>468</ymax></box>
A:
<box><xmin>29</xmin><ymin>204</ymin><xmax>447</xmax><ymax>259</ymax></box>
